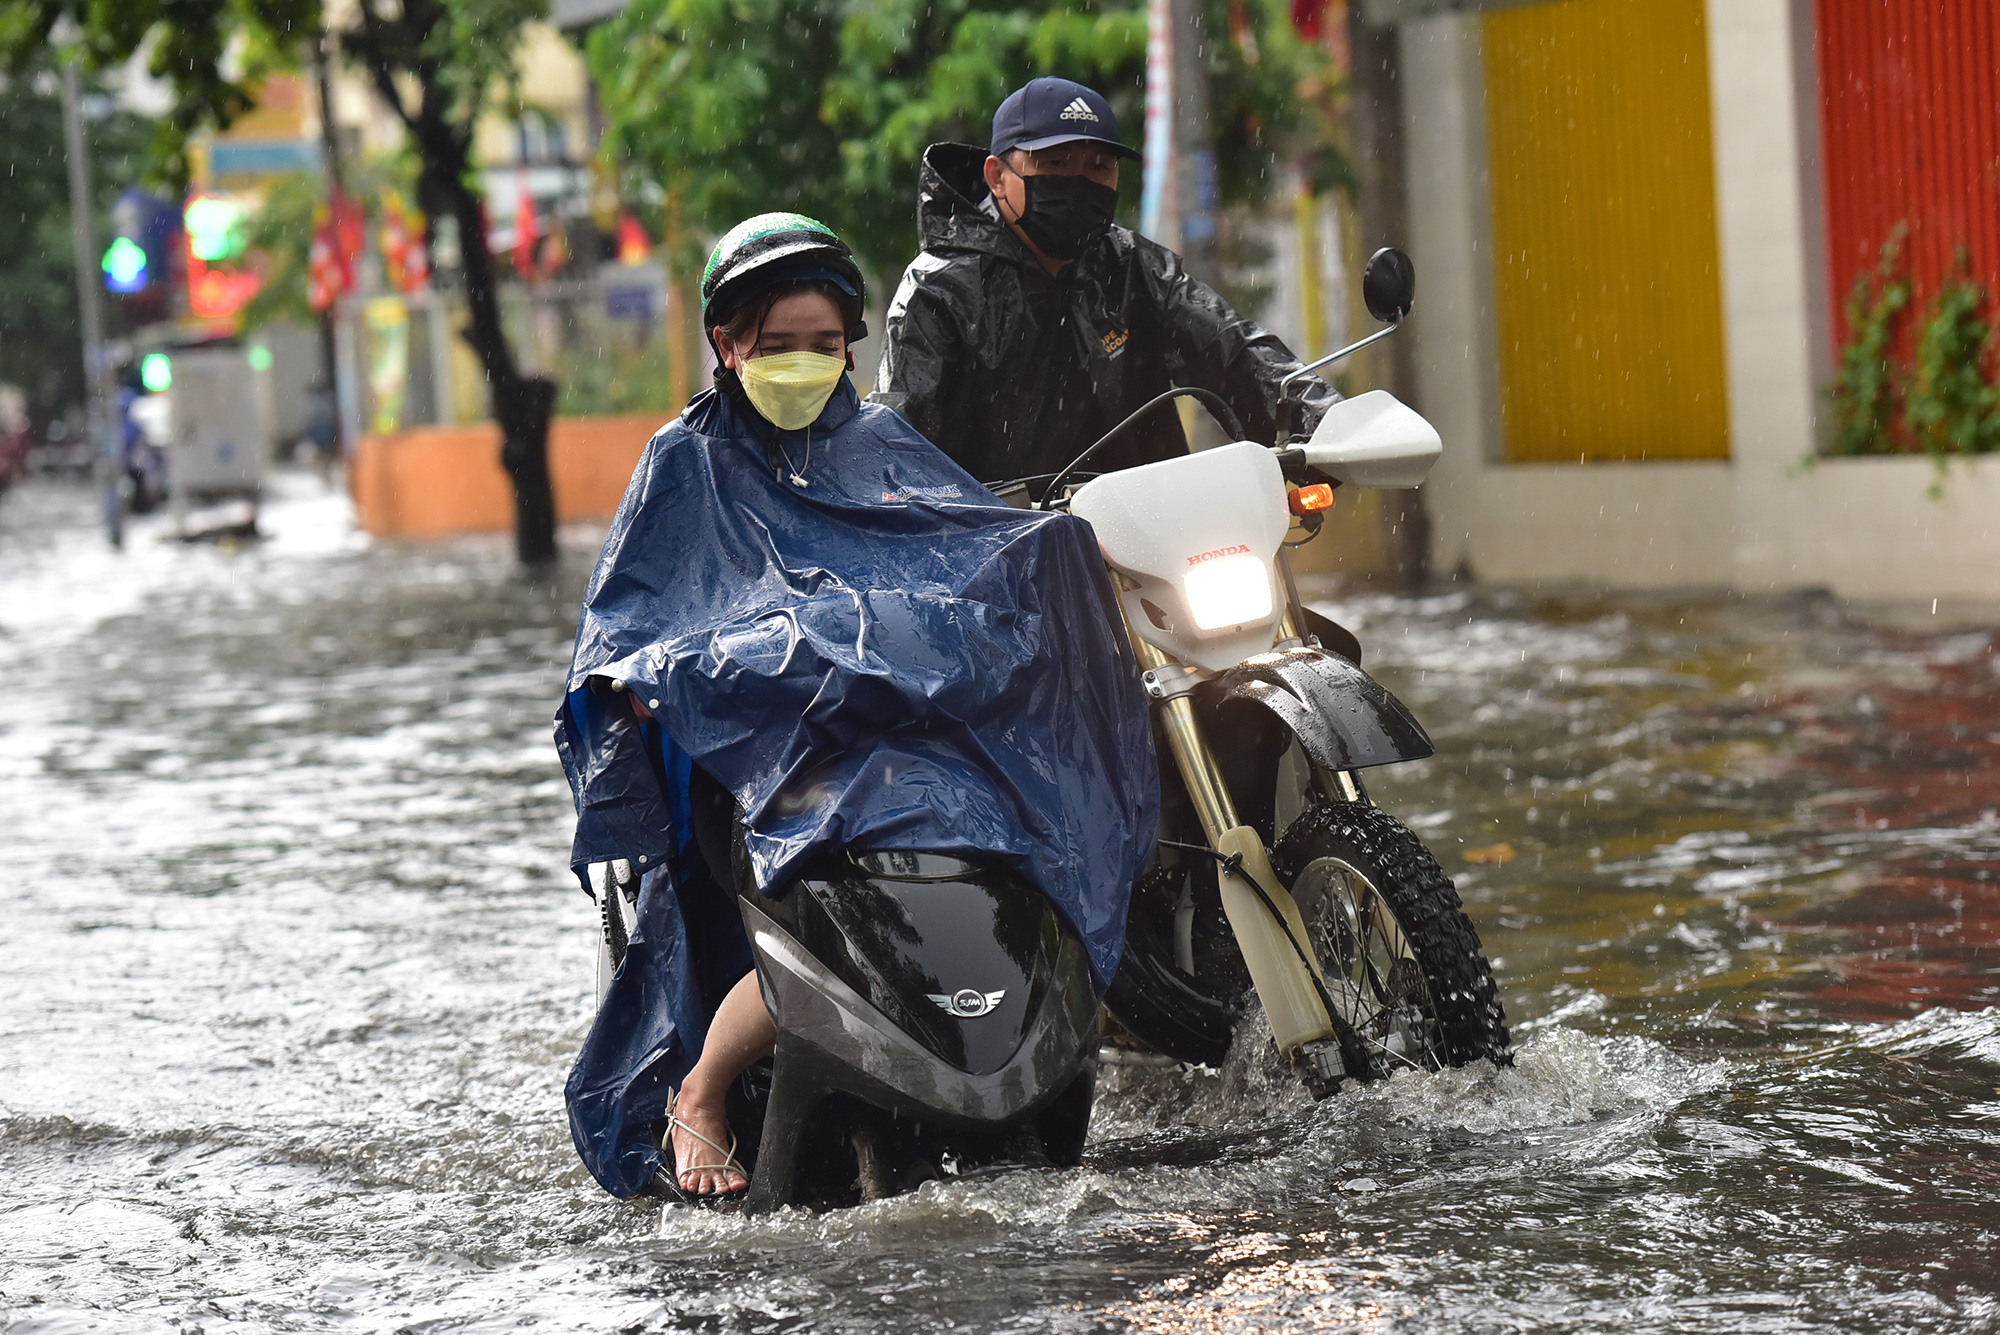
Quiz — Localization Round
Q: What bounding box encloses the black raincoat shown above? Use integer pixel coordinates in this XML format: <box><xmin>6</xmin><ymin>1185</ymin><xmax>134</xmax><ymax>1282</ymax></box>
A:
<box><xmin>874</xmin><ymin>143</ymin><xmax>1340</xmax><ymax>486</ymax></box>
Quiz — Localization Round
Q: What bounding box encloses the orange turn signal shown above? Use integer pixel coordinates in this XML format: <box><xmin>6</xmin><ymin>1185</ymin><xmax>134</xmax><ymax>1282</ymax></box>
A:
<box><xmin>1288</xmin><ymin>483</ymin><xmax>1335</xmax><ymax>515</ymax></box>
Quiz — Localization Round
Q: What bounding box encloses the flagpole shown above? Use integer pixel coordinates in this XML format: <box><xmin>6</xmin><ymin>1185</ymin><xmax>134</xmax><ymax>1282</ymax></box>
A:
<box><xmin>1140</xmin><ymin>0</ymin><xmax>1175</xmax><ymax>246</ymax></box>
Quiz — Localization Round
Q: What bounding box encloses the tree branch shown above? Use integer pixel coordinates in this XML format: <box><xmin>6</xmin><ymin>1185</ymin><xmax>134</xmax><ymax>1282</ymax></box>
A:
<box><xmin>342</xmin><ymin>4</ymin><xmax>420</xmax><ymax>135</ymax></box>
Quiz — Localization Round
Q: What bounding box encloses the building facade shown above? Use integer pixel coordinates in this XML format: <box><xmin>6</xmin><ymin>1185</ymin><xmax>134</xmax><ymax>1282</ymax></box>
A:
<box><xmin>1373</xmin><ymin>0</ymin><xmax>1998</xmax><ymax>602</ymax></box>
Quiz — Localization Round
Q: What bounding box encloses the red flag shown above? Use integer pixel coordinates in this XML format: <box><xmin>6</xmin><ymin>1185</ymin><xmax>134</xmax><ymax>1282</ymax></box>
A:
<box><xmin>514</xmin><ymin>182</ymin><xmax>539</xmax><ymax>280</ymax></box>
<box><xmin>308</xmin><ymin>205</ymin><xmax>338</xmax><ymax>313</ymax></box>
<box><xmin>307</xmin><ymin>193</ymin><xmax>364</xmax><ymax>314</ymax></box>
<box><xmin>617</xmin><ymin>211</ymin><xmax>651</xmax><ymax>266</ymax></box>
<box><xmin>331</xmin><ymin>192</ymin><xmax>365</xmax><ymax>289</ymax></box>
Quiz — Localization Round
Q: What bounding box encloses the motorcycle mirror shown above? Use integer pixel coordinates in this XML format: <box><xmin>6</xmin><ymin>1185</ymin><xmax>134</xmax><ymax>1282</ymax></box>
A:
<box><xmin>1362</xmin><ymin>247</ymin><xmax>1416</xmax><ymax>323</ymax></box>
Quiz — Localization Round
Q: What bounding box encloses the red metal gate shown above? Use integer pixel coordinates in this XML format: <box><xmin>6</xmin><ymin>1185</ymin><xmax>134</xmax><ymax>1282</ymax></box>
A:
<box><xmin>1814</xmin><ymin>0</ymin><xmax>2000</xmax><ymax>354</ymax></box>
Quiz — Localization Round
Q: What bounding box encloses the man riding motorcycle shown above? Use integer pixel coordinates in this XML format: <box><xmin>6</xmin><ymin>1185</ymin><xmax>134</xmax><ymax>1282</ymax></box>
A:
<box><xmin>874</xmin><ymin>77</ymin><xmax>1340</xmax><ymax>486</ymax></box>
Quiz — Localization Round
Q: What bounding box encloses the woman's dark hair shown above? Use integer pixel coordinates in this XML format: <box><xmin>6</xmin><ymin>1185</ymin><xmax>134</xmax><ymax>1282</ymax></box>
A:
<box><xmin>714</xmin><ymin>278</ymin><xmax>858</xmax><ymax>353</ymax></box>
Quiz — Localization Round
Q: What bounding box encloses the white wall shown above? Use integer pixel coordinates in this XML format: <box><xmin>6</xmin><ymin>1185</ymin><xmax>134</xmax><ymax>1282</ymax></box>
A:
<box><xmin>1705</xmin><ymin>0</ymin><xmax>1825</xmax><ymax>590</ymax></box>
<box><xmin>1400</xmin><ymin>15</ymin><xmax>1517</xmax><ymax>575</ymax></box>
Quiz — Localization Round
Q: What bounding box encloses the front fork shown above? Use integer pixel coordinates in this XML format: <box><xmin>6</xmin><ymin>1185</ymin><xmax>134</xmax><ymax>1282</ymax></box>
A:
<box><xmin>1124</xmin><ymin>603</ymin><xmax>1356</xmax><ymax>1081</ymax></box>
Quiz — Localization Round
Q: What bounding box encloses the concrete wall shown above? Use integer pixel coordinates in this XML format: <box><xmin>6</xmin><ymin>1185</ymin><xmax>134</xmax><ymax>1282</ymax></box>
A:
<box><xmin>1393</xmin><ymin>0</ymin><xmax>2000</xmax><ymax>604</ymax></box>
<box><xmin>350</xmin><ymin>413</ymin><xmax>665</xmax><ymax>538</ymax></box>
<box><xmin>1706</xmin><ymin>0</ymin><xmax>1825</xmax><ymax>590</ymax></box>
<box><xmin>1766</xmin><ymin>458</ymin><xmax>2000</xmax><ymax>601</ymax></box>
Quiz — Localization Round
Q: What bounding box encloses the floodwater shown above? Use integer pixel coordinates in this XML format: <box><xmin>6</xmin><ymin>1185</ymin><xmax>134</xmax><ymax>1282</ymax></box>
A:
<box><xmin>2</xmin><ymin>476</ymin><xmax>1995</xmax><ymax>1334</ymax></box>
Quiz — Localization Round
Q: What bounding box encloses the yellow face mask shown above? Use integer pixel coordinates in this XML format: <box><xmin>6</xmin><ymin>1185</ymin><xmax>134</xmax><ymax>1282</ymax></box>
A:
<box><xmin>737</xmin><ymin>351</ymin><xmax>848</xmax><ymax>431</ymax></box>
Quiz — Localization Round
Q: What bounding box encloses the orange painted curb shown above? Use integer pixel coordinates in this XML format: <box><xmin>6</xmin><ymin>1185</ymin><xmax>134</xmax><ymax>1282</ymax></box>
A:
<box><xmin>350</xmin><ymin>413</ymin><xmax>671</xmax><ymax>538</ymax></box>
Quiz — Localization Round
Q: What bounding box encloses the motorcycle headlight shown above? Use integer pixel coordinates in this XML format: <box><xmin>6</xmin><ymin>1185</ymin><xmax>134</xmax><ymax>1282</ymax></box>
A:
<box><xmin>1183</xmin><ymin>553</ymin><xmax>1274</xmax><ymax>631</ymax></box>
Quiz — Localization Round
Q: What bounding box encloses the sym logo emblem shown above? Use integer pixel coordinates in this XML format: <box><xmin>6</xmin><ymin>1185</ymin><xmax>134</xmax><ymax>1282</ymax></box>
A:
<box><xmin>928</xmin><ymin>988</ymin><xmax>1006</xmax><ymax>1018</ymax></box>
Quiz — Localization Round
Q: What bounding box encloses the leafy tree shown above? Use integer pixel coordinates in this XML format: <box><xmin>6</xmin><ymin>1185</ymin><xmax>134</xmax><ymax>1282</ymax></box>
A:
<box><xmin>0</xmin><ymin>51</ymin><xmax>152</xmax><ymax>429</ymax></box>
<box><xmin>1</xmin><ymin>0</ymin><xmax>565</xmax><ymax>565</ymax></box>
<box><xmin>588</xmin><ymin>0</ymin><xmax>1340</xmax><ymax>290</ymax></box>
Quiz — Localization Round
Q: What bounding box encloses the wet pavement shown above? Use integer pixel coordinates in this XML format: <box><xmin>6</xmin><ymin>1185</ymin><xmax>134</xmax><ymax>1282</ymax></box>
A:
<box><xmin>1</xmin><ymin>476</ymin><xmax>1995</xmax><ymax>1333</ymax></box>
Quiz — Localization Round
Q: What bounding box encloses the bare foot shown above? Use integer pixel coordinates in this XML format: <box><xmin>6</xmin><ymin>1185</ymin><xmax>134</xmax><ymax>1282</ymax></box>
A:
<box><xmin>668</xmin><ymin>1091</ymin><xmax>746</xmax><ymax>1195</ymax></box>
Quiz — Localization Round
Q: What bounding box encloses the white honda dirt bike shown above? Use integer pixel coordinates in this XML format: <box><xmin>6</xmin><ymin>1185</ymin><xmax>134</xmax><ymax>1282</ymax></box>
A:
<box><xmin>1031</xmin><ymin>247</ymin><xmax>1510</xmax><ymax>1092</ymax></box>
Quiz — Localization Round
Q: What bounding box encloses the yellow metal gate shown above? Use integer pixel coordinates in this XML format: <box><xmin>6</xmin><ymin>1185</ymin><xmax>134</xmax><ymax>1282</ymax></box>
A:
<box><xmin>1482</xmin><ymin>0</ymin><xmax>1732</xmax><ymax>462</ymax></box>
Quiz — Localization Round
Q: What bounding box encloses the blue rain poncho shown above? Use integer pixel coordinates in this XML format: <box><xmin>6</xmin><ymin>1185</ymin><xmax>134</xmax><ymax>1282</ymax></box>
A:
<box><xmin>554</xmin><ymin>378</ymin><xmax>1158</xmax><ymax>1195</ymax></box>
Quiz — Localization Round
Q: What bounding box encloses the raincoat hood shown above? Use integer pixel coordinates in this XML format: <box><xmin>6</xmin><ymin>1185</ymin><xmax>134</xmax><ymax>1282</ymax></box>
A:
<box><xmin>917</xmin><ymin>142</ymin><xmax>1031</xmax><ymax>261</ymax></box>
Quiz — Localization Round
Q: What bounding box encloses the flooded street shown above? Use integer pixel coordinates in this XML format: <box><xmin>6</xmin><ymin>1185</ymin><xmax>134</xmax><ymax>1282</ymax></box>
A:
<box><xmin>2</xmin><ymin>477</ymin><xmax>1995</xmax><ymax>1333</ymax></box>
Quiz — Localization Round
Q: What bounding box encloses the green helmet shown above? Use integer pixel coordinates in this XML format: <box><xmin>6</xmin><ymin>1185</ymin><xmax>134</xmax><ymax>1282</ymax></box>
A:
<box><xmin>700</xmin><ymin>212</ymin><xmax>867</xmax><ymax>341</ymax></box>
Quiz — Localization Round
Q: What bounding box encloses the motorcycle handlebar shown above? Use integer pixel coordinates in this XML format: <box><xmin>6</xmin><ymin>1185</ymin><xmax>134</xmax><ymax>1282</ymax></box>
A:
<box><xmin>1037</xmin><ymin>387</ymin><xmax>1247</xmax><ymax>508</ymax></box>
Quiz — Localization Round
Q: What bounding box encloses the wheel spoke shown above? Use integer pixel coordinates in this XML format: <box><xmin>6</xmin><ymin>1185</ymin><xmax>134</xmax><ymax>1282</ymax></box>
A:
<box><xmin>1291</xmin><ymin>850</ymin><xmax>1479</xmax><ymax>1076</ymax></box>
<box><xmin>1359</xmin><ymin>1028</ymin><xmax>1425</xmax><ymax>1072</ymax></box>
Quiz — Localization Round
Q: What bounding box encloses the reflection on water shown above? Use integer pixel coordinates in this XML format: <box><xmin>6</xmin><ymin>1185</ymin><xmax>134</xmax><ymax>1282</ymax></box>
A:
<box><xmin>1</xmin><ymin>479</ymin><xmax>1994</xmax><ymax>1333</ymax></box>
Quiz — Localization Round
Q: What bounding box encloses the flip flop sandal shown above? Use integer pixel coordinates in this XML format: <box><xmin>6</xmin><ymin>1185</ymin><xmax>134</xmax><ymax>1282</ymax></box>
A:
<box><xmin>657</xmin><ymin>1089</ymin><xmax>749</xmax><ymax>1203</ymax></box>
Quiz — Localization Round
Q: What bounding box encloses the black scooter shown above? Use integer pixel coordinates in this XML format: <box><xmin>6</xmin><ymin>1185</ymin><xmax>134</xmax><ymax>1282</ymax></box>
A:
<box><xmin>593</xmin><ymin>793</ymin><xmax>1100</xmax><ymax>1211</ymax></box>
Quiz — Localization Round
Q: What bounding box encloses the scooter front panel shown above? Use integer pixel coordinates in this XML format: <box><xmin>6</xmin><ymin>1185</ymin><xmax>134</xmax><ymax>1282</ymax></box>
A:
<box><xmin>739</xmin><ymin>895</ymin><xmax>1098</xmax><ymax>1127</ymax></box>
<box><xmin>796</xmin><ymin>869</ymin><xmax>1058</xmax><ymax>1076</ymax></box>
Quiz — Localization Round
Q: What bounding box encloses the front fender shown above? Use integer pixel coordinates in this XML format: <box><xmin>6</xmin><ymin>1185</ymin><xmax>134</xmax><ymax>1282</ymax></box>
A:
<box><xmin>1212</xmin><ymin>646</ymin><xmax>1433</xmax><ymax>771</ymax></box>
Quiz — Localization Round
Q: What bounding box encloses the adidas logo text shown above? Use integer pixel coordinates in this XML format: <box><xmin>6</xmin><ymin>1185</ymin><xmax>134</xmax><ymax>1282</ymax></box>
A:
<box><xmin>1059</xmin><ymin>97</ymin><xmax>1100</xmax><ymax>121</ymax></box>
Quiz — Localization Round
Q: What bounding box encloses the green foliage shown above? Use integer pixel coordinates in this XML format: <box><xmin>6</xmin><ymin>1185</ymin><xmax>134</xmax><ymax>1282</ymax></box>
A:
<box><xmin>236</xmin><ymin>169</ymin><xmax>324</xmax><ymax>332</ymax></box>
<box><xmin>554</xmin><ymin>337</ymin><xmax>682</xmax><ymax>417</ymax></box>
<box><xmin>1904</xmin><ymin>256</ymin><xmax>2000</xmax><ymax>464</ymax></box>
<box><xmin>388</xmin><ymin>0</ymin><xmax>549</xmax><ymax>136</ymax></box>
<box><xmin>588</xmin><ymin>0</ymin><xmax>1340</xmax><ymax>284</ymax></box>
<box><xmin>0</xmin><ymin>0</ymin><xmax>318</xmax><ymax>191</ymax></box>
<box><xmin>0</xmin><ymin>0</ymin><xmax>550</xmax><ymax>188</ymax></box>
<box><xmin>1823</xmin><ymin>228</ymin><xmax>2000</xmax><ymax>478</ymax></box>
<box><xmin>1825</xmin><ymin>226</ymin><xmax>1909</xmax><ymax>457</ymax></box>
<box><xmin>0</xmin><ymin>53</ymin><xmax>152</xmax><ymax>423</ymax></box>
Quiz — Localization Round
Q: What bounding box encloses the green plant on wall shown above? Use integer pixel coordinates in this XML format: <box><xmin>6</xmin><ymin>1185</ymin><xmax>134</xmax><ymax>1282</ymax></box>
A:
<box><xmin>1904</xmin><ymin>252</ymin><xmax>2000</xmax><ymax>467</ymax></box>
<box><xmin>1825</xmin><ymin>225</ymin><xmax>1910</xmax><ymax>457</ymax></box>
<box><xmin>1823</xmin><ymin>227</ymin><xmax>2000</xmax><ymax>483</ymax></box>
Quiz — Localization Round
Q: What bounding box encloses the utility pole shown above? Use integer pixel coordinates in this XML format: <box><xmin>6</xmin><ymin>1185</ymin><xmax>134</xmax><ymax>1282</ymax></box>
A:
<box><xmin>313</xmin><ymin>31</ymin><xmax>346</xmax><ymax>459</ymax></box>
<box><xmin>1169</xmin><ymin>0</ymin><xmax>1220</xmax><ymax>287</ymax></box>
<box><xmin>1143</xmin><ymin>0</ymin><xmax>1223</xmax><ymax>446</ymax></box>
<box><xmin>59</xmin><ymin>52</ymin><xmax>118</xmax><ymax>546</ymax></box>
<box><xmin>1345</xmin><ymin>3</ymin><xmax>1427</xmax><ymax>584</ymax></box>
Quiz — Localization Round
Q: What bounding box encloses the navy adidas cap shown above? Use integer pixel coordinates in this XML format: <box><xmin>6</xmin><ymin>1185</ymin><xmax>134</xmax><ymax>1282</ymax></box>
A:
<box><xmin>990</xmin><ymin>77</ymin><xmax>1141</xmax><ymax>160</ymax></box>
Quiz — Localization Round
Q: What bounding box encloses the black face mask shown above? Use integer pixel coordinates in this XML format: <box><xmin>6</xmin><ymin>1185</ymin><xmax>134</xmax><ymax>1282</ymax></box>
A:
<box><xmin>1003</xmin><ymin>170</ymin><xmax>1119</xmax><ymax>262</ymax></box>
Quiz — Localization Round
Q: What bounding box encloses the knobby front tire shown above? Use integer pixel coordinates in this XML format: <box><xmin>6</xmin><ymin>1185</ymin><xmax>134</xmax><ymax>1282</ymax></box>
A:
<box><xmin>1273</xmin><ymin>802</ymin><xmax>1511</xmax><ymax>1078</ymax></box>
